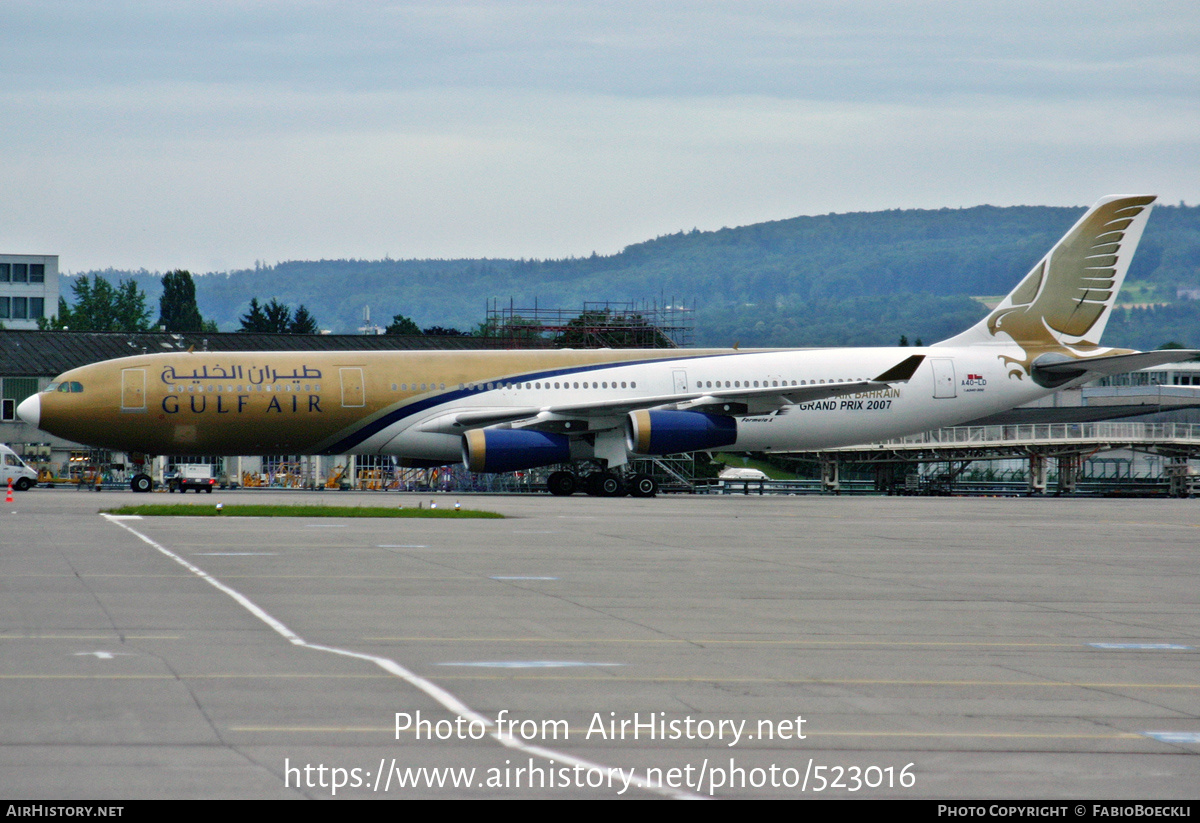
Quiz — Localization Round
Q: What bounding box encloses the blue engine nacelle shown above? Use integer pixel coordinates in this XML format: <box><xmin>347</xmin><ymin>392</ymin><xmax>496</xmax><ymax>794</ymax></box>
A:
<box><xmin>626</xmin><ymin>410</ymin><xmax>737</xmax><ymax>455</ymax></box>
<box><xmin>462</xmin><ymin>428</ymin><xmax>572</xmax><ymax>473</ymax></box>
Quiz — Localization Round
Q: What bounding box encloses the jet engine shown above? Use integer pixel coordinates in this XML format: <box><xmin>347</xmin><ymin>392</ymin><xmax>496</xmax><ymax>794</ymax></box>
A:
<box><xmin>626</xmin><ymin>410</ymin><xmax>737</xmax><ymax>455</ymax></box>
<box><xmin>462</xmin><ymin>428</ymin><xmax>572</xmax><ymax>473</ymax></box>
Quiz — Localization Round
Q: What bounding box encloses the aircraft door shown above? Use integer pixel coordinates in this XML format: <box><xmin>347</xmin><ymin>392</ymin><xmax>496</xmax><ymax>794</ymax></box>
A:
<box><xmin>121</xmin><ymin>368</ymin><xmax>146</xmax><ymax>412</ymax></box>
<box><xmin>672</xmin><ymin>369</ymin><xmax>688</xmax><ymax>393</ymax></box>
<box><xmin>931</xmin><ymin>358</ymin><xmax>956</xmax><ymax>398</ymax></box>
<box><xmin>340</xmin><ymin>367</ymin><xmax>365</xmax><ymax>407</ymax></box>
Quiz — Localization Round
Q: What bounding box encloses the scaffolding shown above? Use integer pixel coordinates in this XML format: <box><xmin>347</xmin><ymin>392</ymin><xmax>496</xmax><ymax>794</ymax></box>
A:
<box><xmin>483</xmin><ymin>299</ymin><xmax>693</xmax><ymax>349</ymax></box>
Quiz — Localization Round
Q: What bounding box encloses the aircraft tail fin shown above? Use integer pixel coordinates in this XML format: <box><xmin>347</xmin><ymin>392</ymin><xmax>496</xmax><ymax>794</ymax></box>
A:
<box><xmin>936</xmin><ymin>195</ymin><xmax>1156</xmax><ymax>349</ymax></box>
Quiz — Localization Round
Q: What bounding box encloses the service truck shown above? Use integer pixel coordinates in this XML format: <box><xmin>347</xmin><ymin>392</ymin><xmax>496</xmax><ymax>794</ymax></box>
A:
<box><xmin>1</xmin><ymin>445</ymin><xmax>38</xmax><ymax>491</ymax></box>
<box><xmin>166</xmin><ymin>464</ymin><xmax>217</xmax><ymax>493</ymax></box>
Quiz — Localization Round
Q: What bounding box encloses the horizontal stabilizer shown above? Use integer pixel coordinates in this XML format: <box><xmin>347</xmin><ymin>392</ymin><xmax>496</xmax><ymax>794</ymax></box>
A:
<box><xmin>1032</xmin><ymin>350</ymin><xmax>1200</xmax><ymax>386</ymax></box>
<box><xmin>1034</xmin><ymin>349</ymin><xmax>1200</xmax><ymax>374</ymax></box>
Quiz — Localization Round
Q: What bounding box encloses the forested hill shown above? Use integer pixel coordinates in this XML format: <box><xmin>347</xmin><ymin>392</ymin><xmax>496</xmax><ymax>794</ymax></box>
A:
<box><xmin>70</xmin><ymin>202</ymin><xmax>1200</xmax><ymax>349</ymax></box>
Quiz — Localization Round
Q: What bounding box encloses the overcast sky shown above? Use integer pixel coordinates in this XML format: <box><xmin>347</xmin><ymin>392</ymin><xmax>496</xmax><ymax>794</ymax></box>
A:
<box><xmin>3</xmin><ymin>1</ymin><xmax>1198</xmax><ymax>273</ymax></box>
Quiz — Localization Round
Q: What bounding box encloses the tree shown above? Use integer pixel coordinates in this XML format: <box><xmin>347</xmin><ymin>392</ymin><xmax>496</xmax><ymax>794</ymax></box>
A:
<box><xmin>37</xmin><ymin>299</ymin><xmax>71</xmax><ymax>330</ymax></box>
<box><xmin>240</xmin><ymin>298</ymin><xmax>269</xmax><ymax>332</ymax></box>
<box><xmin>241</xmin><ymin>298</ymin><xmax>318</xmax><ymax>333</ymax></box>
<box><xmin>40</xmin><ymin>274</ymin><xmax>151</xmax><ymax>332</ymax></box>
<box><xmin>385</xmin><ymin>313</ymin><xmax>422</xmax><ymax>335</ymax></box>
<box><xmin>72</xmin><ymin>276</ymin><xmax>115</xmax><ymax>330</ymax></box>
<box><xmin>115</xmin><ymin>279</ymin><xmax>153</xmax><ymax>332</ymax></box>
<box><xmin>263</xmin><ymin>299</ymin><xmax>291</xmax><ymax>333</ymax></box>
<box><xmin>157</xmin><ymin>270</ymin><xmax>204</xmax><ymax>332</ymax></box>
<box><xmin>289</xmin><ymin>305</ymin><xmax>319</xmax><ymax>334</ymax></box>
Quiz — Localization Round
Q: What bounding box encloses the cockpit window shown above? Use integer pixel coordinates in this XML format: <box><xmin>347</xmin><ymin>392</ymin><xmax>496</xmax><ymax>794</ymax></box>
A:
<box><xmin>43</xmin><ymin>382</ymin><xmax>59</xmax><ymax>393</ymax></box>
<box><xmin>70</xmin><ymin>382</ymin><xmax>83</xmax><ymax>392</ymax></box>
<box><xmin>46</xmin><ymin>381</ymin><xmax>83</xmax><ymax>393</ymax></box>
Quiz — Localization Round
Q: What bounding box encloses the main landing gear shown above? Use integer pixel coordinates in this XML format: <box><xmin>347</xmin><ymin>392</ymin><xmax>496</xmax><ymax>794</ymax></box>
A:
<box><xmin>546</xmin><ymin>470</ymin><xmax>658</xmax><ymax>498</ymax></box>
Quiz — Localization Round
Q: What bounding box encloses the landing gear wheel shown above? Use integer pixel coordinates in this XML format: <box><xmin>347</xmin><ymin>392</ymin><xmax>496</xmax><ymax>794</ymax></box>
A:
<box><xmin>131</xmin><ymin>474</ymin><xmax>153</xmax><ymax>493</ymax></box>
<box><xmin>627</xmin><ymin>474</ymin><xmax>658</xmax><ymax>498</ymax></box>
<box><xmin>587</xmin><ymin>471</ymin><xmax>624</xmax><ymax>497</ymax></box>
<box><xmin>546</xmin><ymin>471</ymin><xmax>577</xmax><ymax>496</ymax></box>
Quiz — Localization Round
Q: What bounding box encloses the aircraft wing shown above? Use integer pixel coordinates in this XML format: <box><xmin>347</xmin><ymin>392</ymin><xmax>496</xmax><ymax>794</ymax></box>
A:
<box><xmin>426</xmin><ymin>354</ymin><xmax>925</xmax><ymax>433</ymax></box>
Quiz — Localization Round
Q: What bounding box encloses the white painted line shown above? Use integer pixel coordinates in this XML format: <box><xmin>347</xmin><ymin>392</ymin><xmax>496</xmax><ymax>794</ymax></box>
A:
<box><xmin>490</xmin><ymin>576</ymin><xmax>559</xmax><ymax>581</ymax></box>
<box><xmin>1143</xmin><ymin>732</ymin><xmax>1200</xmax><ymax>744</ymax></box>
<box><xmin>439</xmin><ymin>661</ymin><xmax>623</xmax><ymax>668</ymax></box>
<box><xmin>1089</xmin><ymin>643</ymin><xmax>1193</xmax><ymax>650</ymax></box>
<box><xmin>305</xmin><ymin>524</ymin><xmax>346</xmax><ymax>528</ymax></box>
<box><xmin>102</xmin><ymin>515</ymin><xmax>305</xmax><ymax>645</ymax></box>
<box><xmin>74</xmin><ymin>651</ymin><xmax>134</xmax><ymax>659</ymax></box>
<box><xmin>100</xmin><ymin>514</ymin><xmax>700</xmax><ymax>800</ymax></box>
<box><xmin>195</xmin><ymin>552</ymin><xmax>279</xmax><ymax>556</ymax></box>
<box><xmin>378</xmin><ymin>544</ymin><xmax>429</xmax><ymax>549</ymax></box>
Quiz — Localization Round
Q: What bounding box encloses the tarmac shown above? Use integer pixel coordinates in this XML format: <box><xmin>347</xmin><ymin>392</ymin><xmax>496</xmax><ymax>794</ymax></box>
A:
<box><xmin>1</xmin><ymin>488</ymin><xmax>1198</xmax><ymax>799</ymax></box>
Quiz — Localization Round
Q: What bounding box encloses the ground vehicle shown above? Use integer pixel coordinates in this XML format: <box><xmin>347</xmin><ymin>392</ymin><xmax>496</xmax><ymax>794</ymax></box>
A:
<box><xmin>166</xmin><ymin>463</ymin><xmax>217</xmax><ymax>493</ymax></box>
<box><xmin>1</xmin><ymin>444</ymin><xmax>39</xmax><ymax>491</ymax></box>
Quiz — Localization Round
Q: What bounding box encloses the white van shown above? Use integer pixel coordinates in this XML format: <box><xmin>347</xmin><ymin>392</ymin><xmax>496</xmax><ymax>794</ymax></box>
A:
<box><xmin>1</xmin><ymin>445</ymin><xmax>38</xmax><ymax>491</ymax></box>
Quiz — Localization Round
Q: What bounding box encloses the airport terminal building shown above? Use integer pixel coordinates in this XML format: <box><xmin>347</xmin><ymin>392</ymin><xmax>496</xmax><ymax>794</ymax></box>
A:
<box><xmin>0</xmin><ymin>254</ymin><xmax>57</xmax><ymax>330</ymax></box>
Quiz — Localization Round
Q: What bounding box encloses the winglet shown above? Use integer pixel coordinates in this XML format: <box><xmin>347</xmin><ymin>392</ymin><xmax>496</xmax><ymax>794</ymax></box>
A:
<box><xmin>873</xmin><ymin>354</ymin><xmax>925</xmax><ymax>383</ymax></box>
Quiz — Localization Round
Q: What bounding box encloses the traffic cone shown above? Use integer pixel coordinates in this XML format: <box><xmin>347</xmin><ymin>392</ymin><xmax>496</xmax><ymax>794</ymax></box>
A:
<box><xmin>5</xmin><ymin>479</ymin><xmax>13</xmax><ymax>503</ymax></box>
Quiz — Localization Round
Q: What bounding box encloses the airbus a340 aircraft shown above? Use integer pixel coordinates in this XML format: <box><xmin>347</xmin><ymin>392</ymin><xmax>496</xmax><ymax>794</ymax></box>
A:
<box><xmin>19</xmin><ymin>195</ymin><xmax>1193</xmax><ymax>496</ymax></box>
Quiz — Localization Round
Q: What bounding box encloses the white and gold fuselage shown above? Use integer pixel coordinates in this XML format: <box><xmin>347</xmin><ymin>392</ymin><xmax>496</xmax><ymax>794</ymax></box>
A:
<box><xmin>20</xmin><ymin>343</ymin><xmax>1050</xmax><ymax>463</ymax></box>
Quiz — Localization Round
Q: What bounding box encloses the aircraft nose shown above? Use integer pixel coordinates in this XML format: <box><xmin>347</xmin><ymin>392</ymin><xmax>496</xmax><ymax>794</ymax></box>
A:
<box><xmin>17</xmin><ymin>393</ymin><xmax>40</xmax><ymax>428</ymax></box>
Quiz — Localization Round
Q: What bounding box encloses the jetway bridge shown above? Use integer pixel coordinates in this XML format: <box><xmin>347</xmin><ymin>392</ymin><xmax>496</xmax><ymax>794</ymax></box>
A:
<box><xmin>776</xmin><ymin>421</ymin><xmax>1200</xmax><ymax>497</ymax></box>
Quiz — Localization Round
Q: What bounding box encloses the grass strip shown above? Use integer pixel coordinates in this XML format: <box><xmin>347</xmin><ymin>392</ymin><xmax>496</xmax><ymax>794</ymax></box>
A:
<box><xmin>102</xmin><ymin>503</ymin><xmax>503</xmax><ymax>519</ymax></box>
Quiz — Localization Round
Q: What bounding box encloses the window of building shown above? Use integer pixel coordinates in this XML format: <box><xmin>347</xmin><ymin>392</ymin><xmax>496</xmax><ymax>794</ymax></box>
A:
<box><xmin>0</xmin><ymin>297</ymin><xmax>8</xmax><ymax>319</ymax></box>
<box><xmin>0</xmin><ymin>264</ymin><xmax>9</xmax><ymax>282</ymax></box>
<box><xmin>12</xmin><ymin>297</ymin><xmax>27</xmax><ymax>319</ymax></box>
<box><xmin>12</xmin><ymin>264</ymin><xmax>27</xmax><ymax>283</ymax></box>
<box><xmin>29</xmin><ymin>264</ymin><xmax>44</xmax><ymax>283</ymax></box>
